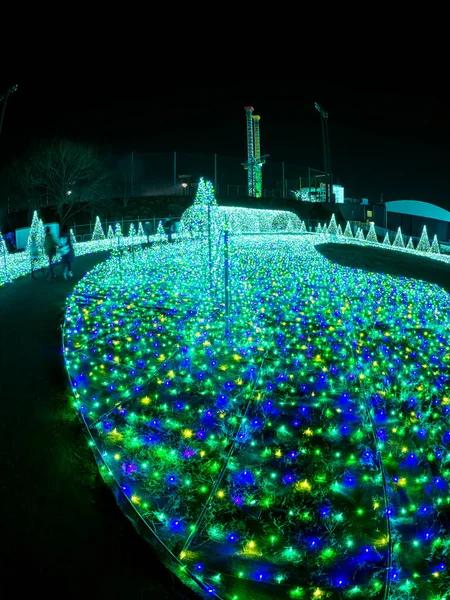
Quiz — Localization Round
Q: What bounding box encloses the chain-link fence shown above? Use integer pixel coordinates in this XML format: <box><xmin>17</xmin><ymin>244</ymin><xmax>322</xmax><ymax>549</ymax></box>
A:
<box><xmin>103</xmin><ymin>151</ymin><xmax>310</xmax><ymax>201</ymax></box>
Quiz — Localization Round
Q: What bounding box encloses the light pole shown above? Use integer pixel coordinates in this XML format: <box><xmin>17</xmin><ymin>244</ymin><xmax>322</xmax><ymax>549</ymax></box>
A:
<box><xmin>0</xmin><ymin>84</ymin><xmax>18</xmax><ymax>137</ymax></box>
<box><xmin>308</xmin><ymin>167</ymin><xmax>327</xmax><ymax>201</ymax></box>
<box><xmin>314</xmin><ymin>102</ymin><xmax>333</xmax><ymax>203</ymax></box>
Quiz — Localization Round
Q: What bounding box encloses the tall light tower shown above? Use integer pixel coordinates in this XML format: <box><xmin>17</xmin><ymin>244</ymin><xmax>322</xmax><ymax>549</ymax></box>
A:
<box><xmin>0</xmin><ymin>84</ymin><xmax>18</xmax><ymax>137</ymax></box>
<box><xmin>253</xmin><ymin>115</ymin><xmax>263</xmax><ymax>198</ymax></box>
<box><xmin>242</xmin><ymin>107</ymin><xmax>269</xmax><ymax>198</ymax></box>
<box><xmin>243</xmin><ymin>106</ymin><xmax>255</xmax><ymax>197</ymax></box>
<box><xmin>315</xmin><ymin>102</ymin><xmax>333</xmax><ymax>203</ymax></box>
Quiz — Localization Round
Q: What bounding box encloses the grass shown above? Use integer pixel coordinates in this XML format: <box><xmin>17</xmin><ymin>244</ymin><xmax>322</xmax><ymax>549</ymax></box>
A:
<box><xmin>316</xmin><ymin>242</ymin><xmax>450</xmax><ymax>293</ymax></box>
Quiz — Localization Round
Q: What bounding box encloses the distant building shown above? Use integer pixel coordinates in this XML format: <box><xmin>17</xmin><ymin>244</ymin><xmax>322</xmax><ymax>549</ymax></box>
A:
<box><xmin>293</xmin><ymin>184</ymin><xmax>344</xmax><ymax>203</ymax></box>
<box><xmin>385</xmin><ymin>200</ymin><xmax>450</xmax><ymax>242</ymax></box>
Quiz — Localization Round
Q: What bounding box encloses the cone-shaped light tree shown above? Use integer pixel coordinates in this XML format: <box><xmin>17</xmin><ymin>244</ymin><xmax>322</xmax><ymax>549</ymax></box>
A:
<box><xmin>128</xmin><ymin>223</ymin><xmax>136</xmax><ymax>238</ymax></box>
<box><xmin>383</xmin><ymin>232</ymin><xmax>391</xmax><ymax>246</ymax></box>
<box><xmin>337</xmin><ymin>224</ymin><xmax>343</xmax><ymax>236</ymax></box>
<box><xmin>417</xmin><ymin>225</ymin><xmax>431</xmax><ymax>253</ymax></box>
<box><xmin>195</xmin><ymin>177</ymin><xmax>217</xmax><ymax>207</ymax></box>
<box><xmin>300</xmin><ymin>221</ymin><xmax>307</xmax><ymax>234</ymax></box>
<box><xmin>344</xmin><ymin>222</ymin><xmax>353</xmax><ymax>238</ymax></box>
<box><xmin>393</xmin><ymin>227</ymin><xmax>405</xmax><ymax>248</ymax></box>
<box><xmin>366</xmin><ymin>223</ymin><xmax>378</xmax><ymax>243</ymax></box>
<box><xmin>156</xmin><ymin>221</ymin><xmax>168</xmax><ymax>244</ymax></box>
<box><xmin>92</xmin><ymin>216</ymin><xmax>105</xmax><ymax>241</ymax></box>
<box><xmin>406</xmin><ymin>237</ymin><xmax>415</xmax><ymax>251</ymax></box>
<box><xmin>0</xmin><ymin>231</ymin><xmax>8</xmax><ymax>256</ymax></box>
<box><xmin>70</xmin><ymin>228</ymin><xmax>79</xmax><ymax>256</ymax></box>
<box><xmin>431</xmin><ymin>235</ymin><xmax>440</xmax><ymax>254</ymax></box>
<box><xmin>327</xmin><ymin>214</ymin><xmax>338</xmax><ymax>235</ymax></box>
<box><xmin>137</xmin><ymin>222</ymin><xmax>145</xmax><ymax>238</ymax></box>
<box><xmin>26</xmin><ymin>211</ymin><xmax>45</xmax><ymax>255</ymax></box>
<box><xmin>107</xmin><ymin>225</ymin><xmax>114</xmax><ymax>239</ymax></box>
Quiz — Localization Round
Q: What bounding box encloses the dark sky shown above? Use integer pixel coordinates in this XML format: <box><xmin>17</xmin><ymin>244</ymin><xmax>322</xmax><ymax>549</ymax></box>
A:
<box><xmin>1</xmin><ymin>57</ymin><xmax>449</xmax><ymax>207</ymax></box>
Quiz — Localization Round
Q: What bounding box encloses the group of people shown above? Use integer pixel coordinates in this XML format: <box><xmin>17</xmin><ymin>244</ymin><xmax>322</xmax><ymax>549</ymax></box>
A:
<box><xmin>32</xmin><ymin>227</ymin><xmax>75</xmax><ymax>280</ymax></box>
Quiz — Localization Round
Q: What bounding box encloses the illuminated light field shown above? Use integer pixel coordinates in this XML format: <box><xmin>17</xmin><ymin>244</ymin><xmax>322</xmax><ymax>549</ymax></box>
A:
<box><xmin>63</xmin><ymin>234</ymin><xmax>450</xmax><ymax>600</ymax></box>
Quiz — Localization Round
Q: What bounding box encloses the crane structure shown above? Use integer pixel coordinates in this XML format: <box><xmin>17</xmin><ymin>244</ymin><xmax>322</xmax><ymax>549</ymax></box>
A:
<box><xmin>0</xmin><ymin>84</ymin><xmax>18</xmax><ymax>137</ymax></box>
<box><xmin>242</xmin><ymin>106</ymin><xmax>269</xmax><ymax>198</ymax></box>
<box><xmin>314</xmin><ymin>102</ymin><xmax>333</xmax><ymax>203</ymax></box>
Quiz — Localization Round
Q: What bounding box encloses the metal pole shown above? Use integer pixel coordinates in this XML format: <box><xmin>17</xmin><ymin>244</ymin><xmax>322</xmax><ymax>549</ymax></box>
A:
<box><xmin>308</xmin><ymin>167</ymin><xmax>311</xmax><ymax>201</ymax></box>
<box><xmin>174</xmin><ymin>151</ymin><xmax>177</xmax><ymax>195</ymax></box>
<box><xmin>224</xmin><ymin>228</ymin><xmax>230</xmax><ymax>322</ymax></box>
<box><xmin>208</xmin><ymin>204</ymin><xmax>212</xmax><ymax>291</ymax></box>
<box><xmin>325</xmin><ymin>118</ymin><xmax>333</xmax><ymax>202</ymax></box>
<box><xmin>131</xmin><ymin>151</ymin><xmax>134</xmax><ymax>197</ymax></box>
<box><xmin>0</xmin><ymin>94</ymin><xmax>9</xmax><ymax>137</ymax></box>
<box><xmin>320</xmin><ymin>117</ymin><xmax>329</xmax><ymax>202</ymax></box>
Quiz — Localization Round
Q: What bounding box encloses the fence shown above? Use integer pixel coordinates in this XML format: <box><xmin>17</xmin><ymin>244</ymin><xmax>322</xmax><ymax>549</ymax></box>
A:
<box><xmin>71</xmin><ymin>216</ymin><xmax>174</xmax><ymax>240</ymax></box>
<box><xmin>100</xmin><ymin>151</ymin><xmax>313</xmax><ymax>201</ymax></box>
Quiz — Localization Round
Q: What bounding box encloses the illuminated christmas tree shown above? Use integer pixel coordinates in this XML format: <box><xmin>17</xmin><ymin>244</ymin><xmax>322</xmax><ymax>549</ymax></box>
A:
<box><xmin>0</xmin><ymin>231</ymin><xmax>8</xmax><ymax>256</ymax></box>
<box><xmin>344</xmin><ymin>222</ymin><xmax>353</xmax><ymax>238</ymax></box>
<box><xmin>115</xmin><ymin>222</ymin><xmax>123</xmax><ymax>238</ymax></box>
<box><xmin>366</xmin><ymin>223</ymin><xmax>378</xmax><ymax>243</ymax></box>
<box><xmin>26</xmin><ymin>211</ymin><xmax>45</xmax><ymax>255</ymax></box>
<box><xmin>194</xmin><ymin>177</ymin><xmax>217</xmax><ymax>207</ymax></box>
<box><xmin>155</xmin><ymin>221</ymin><xmax>168</xmax><ymax>244</ymax></box>
<box><xmin>327</xmin><ymin>214</ymin><xmax>338</xmax><ymax>235</ymax></box>
<box><xmin>406</xmin><ymin>237</ymin><xmax>414</xmax><ymax>251</ymax></box>
<box><xmin>177</xmin><ymin>220</ymin><xmax>188</xmax><ymax>241</ymax></box>
<box><xmin>417</xmin><ymin>225</ymin><xmax>431</xmax><ymax>253</ymax></box>
<box><xmin>383</xmin><ymin>232</ymin><xmax>391</xmax><ymax>246</ymax></box>
<box><xmin>128</xmin><ymin>223</ymin><xmax>136</xmax><ymax>238</ymax></box>
<box><xmin>92</xmin><ymin>216</ymin><xmax>105</xmax><ymax>241</ymax></box>
<box><xmin>356</xmin><ymin>228</ymin><xmax>364</xmax><ymax>240</ymax></box>
<box><xmin>70</xmin><ymin>229</ymin><xmax>78</xmax><ymax>256</ymax></box>
<box><xmin>180</xmin><ymin>178</ymin><xmax>219</xmax><ymax>238</ymax></box>
<box><xmin>107</xmin><ymin>225</ymin><xmax>114</xmax><ymax>240</ymax></box>
<box><xmin>431</xmin><ymin>235</ymin><xmax>440</xmax><ymax>254</ymax></box>
<box><xmin>137</xmin><ymin>222</ymin><xmax>145</xmax><ymax>238</ymax></box>
<box><xmin>337</xmin><ymin>224</ymin><xmax>343</xmax><ymax>236</ymax></box>
<box><xmin>300</xmin><ymin>220</ymin><xmax>307</xmax><ymax>234</ymax></box>
<box><xmin>393</xmin><ymin>227</ymin><xmax>405</xmax><ymax>248</ymax></box>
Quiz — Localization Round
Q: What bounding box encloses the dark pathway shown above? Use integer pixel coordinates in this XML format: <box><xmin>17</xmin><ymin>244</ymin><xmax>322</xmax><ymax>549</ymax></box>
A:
<box><xmin>0</xmin><ymin>254</ymin><xmax>197</xmax><ymax>599</ymax></box>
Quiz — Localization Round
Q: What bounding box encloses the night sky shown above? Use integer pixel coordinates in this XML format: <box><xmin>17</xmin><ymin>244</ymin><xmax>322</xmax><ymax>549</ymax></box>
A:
<box><xmin>1</xmin><ymin>57</ymin><xmax>449</xmax><ymax>207</ymax></box>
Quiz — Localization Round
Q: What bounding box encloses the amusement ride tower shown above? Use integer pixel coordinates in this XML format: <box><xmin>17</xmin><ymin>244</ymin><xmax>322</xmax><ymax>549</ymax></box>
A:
<box><xmin>242</xmin><ymin>106</ymin><xmax>269</xmax><ymax>198</ymax></box>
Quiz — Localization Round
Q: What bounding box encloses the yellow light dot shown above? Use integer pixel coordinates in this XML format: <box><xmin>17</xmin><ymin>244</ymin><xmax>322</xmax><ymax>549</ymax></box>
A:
<box><xmin>182</xmin><ymin>429</ymin><xmax>193</xmax><ymax>438</ymax></box>
<box><xmin>141</xmin><ymin>397</ymin><xmax>151</xmax><ymax>405</ymax></box>
<box><xmin>114</xmin><ymin>454</ymin><xmax>120</xmax><ymax>460</ymax></box>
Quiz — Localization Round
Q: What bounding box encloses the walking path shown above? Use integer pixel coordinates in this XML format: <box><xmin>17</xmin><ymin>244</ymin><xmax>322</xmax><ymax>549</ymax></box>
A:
<box><xmin>0</xmin><ymin>254</ymin><xmax>196</xmax><ymax>599</ymax></box>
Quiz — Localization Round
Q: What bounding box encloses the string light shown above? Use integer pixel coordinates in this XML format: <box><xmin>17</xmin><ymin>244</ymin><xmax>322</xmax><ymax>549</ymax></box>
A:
<box><xmin>61</xmin><ymin>182</ymin><xmax>450</xmax><ymax>599</ymax></box>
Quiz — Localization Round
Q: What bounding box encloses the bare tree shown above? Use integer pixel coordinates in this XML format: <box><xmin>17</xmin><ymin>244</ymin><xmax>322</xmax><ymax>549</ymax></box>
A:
<box><xmin>29</xmin><ymin>138</ymin><xmax>109</xmax><ymax>225</ymax></box>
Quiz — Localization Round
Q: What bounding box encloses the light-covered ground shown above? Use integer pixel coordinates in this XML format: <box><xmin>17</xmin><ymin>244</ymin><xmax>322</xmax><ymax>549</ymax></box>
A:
<box><xmin>64</xmin><ymin>235</ymin><xmax>450</xmax><ymax>600</ymax></box>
